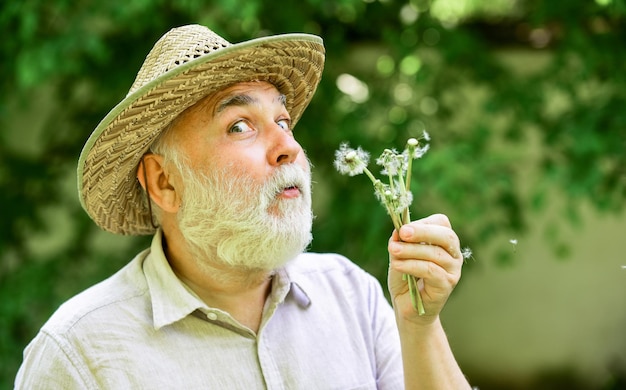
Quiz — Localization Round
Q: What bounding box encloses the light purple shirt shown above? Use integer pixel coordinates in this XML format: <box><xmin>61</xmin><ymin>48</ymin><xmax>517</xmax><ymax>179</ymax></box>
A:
<box><xmin>16</xmin><ymin>230</ymin><xmax>404</xmax><ymax>389</ymax></box>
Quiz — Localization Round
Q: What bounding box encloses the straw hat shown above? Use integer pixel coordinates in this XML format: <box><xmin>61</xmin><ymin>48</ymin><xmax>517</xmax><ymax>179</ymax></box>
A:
<box><xmin>77</xmin><ymin>24</ymin><xmax>325</xmax><ymax>235</ymax></box>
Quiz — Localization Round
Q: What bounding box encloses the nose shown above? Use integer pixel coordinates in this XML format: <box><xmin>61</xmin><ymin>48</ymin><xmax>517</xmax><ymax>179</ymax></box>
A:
<box><xmin>267</xmin><ymin>124</ymin><xmax>302</xmax><ymax>166</ymax></box>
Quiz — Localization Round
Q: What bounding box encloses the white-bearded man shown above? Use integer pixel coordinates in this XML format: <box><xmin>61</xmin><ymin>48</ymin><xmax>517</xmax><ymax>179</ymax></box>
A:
<box><xmin>16</xmin><ymin>25</ymin><xmax>471</xmax><ymax>389</ymax></box>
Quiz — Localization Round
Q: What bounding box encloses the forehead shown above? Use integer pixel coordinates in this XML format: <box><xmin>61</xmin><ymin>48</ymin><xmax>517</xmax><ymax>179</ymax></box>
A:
<box><xmin>195</xmin><ymin>81</ymin><xmax>284</xmax><ymax>116</ymax></box>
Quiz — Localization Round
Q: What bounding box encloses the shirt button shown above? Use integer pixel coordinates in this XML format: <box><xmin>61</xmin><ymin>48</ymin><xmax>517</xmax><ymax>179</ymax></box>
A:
<box><xmin>207</xmin><ymin>312</ymin><xmax>218</xmax><ymax>321</ymax></box>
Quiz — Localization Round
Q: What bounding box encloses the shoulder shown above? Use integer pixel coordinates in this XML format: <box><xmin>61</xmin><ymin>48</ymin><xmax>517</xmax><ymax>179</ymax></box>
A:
<box><xmin>17</xmin><ymin>249</ymin><xmax>152</xmax><ymax>388</ymax></box>
<box><xmin>286</xmin><ymin>252</ymin><xmax>386</xmax><ymax>306</ymax></box>
<box><xmin>42</xmin><ymin>249</ymin><xmax>151</xmax><ymax>336</ymax></box>
<box><xmin>287</xmin><ymin>252</ymin><xmax>366</xmax><ymax>274</ymax></box>
<box><xmin>287</xmin><ymin>252</ymin><xmax>374</xmax><ymax>281</ymax></box>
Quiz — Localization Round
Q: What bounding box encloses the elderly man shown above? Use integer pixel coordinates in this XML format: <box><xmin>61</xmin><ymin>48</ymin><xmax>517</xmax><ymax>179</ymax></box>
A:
<box><xmin>16</xmin><ymin>25</ymin><xmax>470</xmax><ymax>389</ymax></box>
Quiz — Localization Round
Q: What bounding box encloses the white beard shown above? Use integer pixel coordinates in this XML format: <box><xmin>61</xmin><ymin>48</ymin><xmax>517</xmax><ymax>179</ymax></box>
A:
<box><xmin>175</xmin><ymin>161</ymin><xmax>313</xmax><ymax>273</ymax></box>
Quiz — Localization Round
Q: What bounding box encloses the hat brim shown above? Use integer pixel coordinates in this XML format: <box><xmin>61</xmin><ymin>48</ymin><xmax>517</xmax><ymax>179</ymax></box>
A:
<box><xmin>78</xmin><ymin>33</ymin><xmax>325</xmax><ymax>235</ymax></box>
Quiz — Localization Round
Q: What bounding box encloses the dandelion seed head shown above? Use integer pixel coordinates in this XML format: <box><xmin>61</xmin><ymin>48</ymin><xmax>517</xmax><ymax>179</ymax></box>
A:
<box><xmin>407</xmin><ymin>138</ymin><xmax>418</xmax><ymax>147</ymax></box>
<box><xmin>356</xmin><ymin>148</ymin><xmax>370</xmax><ymax>160</ymax></box>
<box><xmin>394</xmin><ymin>191</ymin><xmax>413</xmax><ymax>213</ymax></box>
<box><xmin>377</xmin><ymin>149</ymin><xmax>403</xmax><ymax>176</ymax></box>
<box><xmin>373</xmin><ymin>181</ymin><xmax>389</xmax><ymax>202</ymax></box>
<box><xmin>334</xmin><ymin>143</ymin><xmax>370</xmax><ymax>176</ymax></box>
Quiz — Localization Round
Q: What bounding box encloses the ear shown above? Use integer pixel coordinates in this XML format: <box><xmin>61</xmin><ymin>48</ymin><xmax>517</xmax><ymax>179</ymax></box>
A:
<box><xmin>137</xmin><ymin>154</ymin><xmax>181</xmax><ymax>214</ymax></box>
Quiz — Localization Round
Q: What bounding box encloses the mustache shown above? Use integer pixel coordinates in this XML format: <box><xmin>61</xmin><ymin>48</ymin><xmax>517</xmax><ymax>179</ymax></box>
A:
<box><xmin>264</xmin><ymin>163</ymin><xmax>311</xmax><ymax>196</ymax></box>
<box><xmin>177</xmin><ymin>161</ymin><xmax>311</xmax><ymax>210</ymax></box>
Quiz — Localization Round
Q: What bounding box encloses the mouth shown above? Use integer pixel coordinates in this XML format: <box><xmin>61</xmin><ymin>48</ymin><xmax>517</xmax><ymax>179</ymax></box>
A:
<box><xmin>279</xmin><ymin>185</ymin><xmax>301</xmax><ymax>199</ymax></box>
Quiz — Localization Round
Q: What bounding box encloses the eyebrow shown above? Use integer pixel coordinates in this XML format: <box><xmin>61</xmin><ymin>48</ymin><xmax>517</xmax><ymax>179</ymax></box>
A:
<box><xmin>215</xmin><ymin>93</ymin><xmax>287</xmax><ymax>114</ymax></box>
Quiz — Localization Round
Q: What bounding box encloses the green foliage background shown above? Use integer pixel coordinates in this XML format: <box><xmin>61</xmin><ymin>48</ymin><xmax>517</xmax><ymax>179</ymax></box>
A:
<box><xmin>1</xmin><ymin>0</ymin><xmax>624</xmax><ymax>387</ymax></box>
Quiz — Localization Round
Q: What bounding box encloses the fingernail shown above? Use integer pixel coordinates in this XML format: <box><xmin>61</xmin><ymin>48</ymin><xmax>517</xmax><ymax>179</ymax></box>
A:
<box><xmin>387</xmin><ymin>241</ymin><xmax>398</xmax><ymax>254</ymax></box>
<box><xmin>400</xmin><ymin>225</ymin><xmax>413</xmax><ymax>239</ymax></box>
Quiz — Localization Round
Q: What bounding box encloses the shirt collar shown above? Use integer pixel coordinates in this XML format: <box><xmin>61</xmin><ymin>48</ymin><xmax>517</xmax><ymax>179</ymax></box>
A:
<box><xmin>269</xmin><ymin>266</ymin><xmax>311</xmax><ymax>310</ymax></box>
<box><xmin>143</xmin><ymin>230</ymin><xmax>313</xmax><ymax>330</ymax></box>
<box><xmin>144</xmin><ymin>229</ymin><xmax>210</xmax><ymax>330</ymax></box>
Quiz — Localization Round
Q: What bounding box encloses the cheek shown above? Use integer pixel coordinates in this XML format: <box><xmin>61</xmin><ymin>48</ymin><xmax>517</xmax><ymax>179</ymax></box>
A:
<box><xmin>176</xmin><ymin>138</ymin><xmax>214</xmax><ymax>170</ymax></box>
<box><xmin>295</xmin><ymin>152</ymin><xmax>311</xmax><ymax>172</ymax></box>
<box><xmin>218</xmin><ymin>149</ymin><xmax>268</xmax><ymax>181</ymax></box>
<box><xmin>191</xmin><ymin>141</ymin><xmax>245</xmax><ymax>171</ymax></box>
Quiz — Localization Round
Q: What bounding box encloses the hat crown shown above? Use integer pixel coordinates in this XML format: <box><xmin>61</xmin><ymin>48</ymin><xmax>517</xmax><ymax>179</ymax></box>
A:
<box><xmin>128</xmin><ymin>25</ymin><xmax>231</xmax><ymax>96</ymax></box>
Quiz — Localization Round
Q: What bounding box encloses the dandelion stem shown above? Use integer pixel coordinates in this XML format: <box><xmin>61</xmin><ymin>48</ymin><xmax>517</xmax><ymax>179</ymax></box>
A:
<box><xmin>408</xmin><ymin>275</ymin><xmax>425</xmax><ymax>315</ymax></box>
<box><xmin>362</xmin><ymin>167</ymin><xmax>378</xmax><ymax>186</ymax></box>
<box><xmin>388</xmin><ymin>173</ymin><xmax>395</xmax><ymax>195</ymax></box>
<box><xmin>397</xmin><ymin>170</ymin><xmax>407</xmax><ymax>195</ymax></box>
<box><xmin>405</xmin><ymin>161</ymin><xmax>413</xmax><ymax>200</ymax></box>
<box><xmin>397</xmin><ymin>170</ymin><xmax>410</xmax><ymax>225</ymax></box>
<box><xmin>389</xmin><ymin>208</ymin><xmax>402</xmax><ymax>231</ymax></box>
<box><xmin>405</xmin><ymin>140</ymin><xmax>416</xmax><ymax>197</ymax></box>
<box><xmin>407</xmin><ymin>274</ymin><xmax>417</xmax><ymax>308</ymax></box>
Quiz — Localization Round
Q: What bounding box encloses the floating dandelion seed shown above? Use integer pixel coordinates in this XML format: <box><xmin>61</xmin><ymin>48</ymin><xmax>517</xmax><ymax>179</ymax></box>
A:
<box><xmin>509</xmin><ymin>239</ymin><xmax>518</xmax><ymax>245</ymax></box>
<box><xmin>461</xmin><ymin>247</ymin><xmax>473</xmax><ymax>260</ymax></box>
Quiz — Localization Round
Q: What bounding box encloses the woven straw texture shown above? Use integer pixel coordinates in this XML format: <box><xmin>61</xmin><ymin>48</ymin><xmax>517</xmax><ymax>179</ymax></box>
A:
<box><xmin>78</xmin><ymin>25</ymin><xmax>325</xmax><ymax>235</ymax></box>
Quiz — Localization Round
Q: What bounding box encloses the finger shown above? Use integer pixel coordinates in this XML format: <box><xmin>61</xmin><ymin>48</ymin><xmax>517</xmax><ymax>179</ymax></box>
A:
<box><xmin>395</xmin><ymin>223</ymin><xmax>461</xmax><ymax>259</ymax></box>
<box><xmin>391</xmin><ymin>258</ymin><xmax>445</xmax><ymax>286</ymax></box>
<box><xmin>388</xmin><ymin>240</ymin><xmax>460</xmax><ymax>272</ymax></box>
<box><xmin>418</xmin><ymin>213</ymin><xmax>452</xmax><ymax>229</ymax></box>
<box><xmin>389</xmin><ymin>213</ymin><xmax>452</xmax><ymax>241</ymax></box>
<box><xmin>391</xmin><ymin>258</ymin><xmax>461</xmax><ymax>290</ymax></box>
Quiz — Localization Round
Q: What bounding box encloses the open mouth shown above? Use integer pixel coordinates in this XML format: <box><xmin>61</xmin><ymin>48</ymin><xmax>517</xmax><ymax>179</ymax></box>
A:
<box><xmin>280</xmin><ymin>185</ymin><xmax>301</xmax><ymax>198</ymax></box>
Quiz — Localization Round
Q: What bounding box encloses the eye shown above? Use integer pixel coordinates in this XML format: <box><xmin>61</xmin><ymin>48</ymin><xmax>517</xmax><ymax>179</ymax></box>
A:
<box><xmin>277</xmin><ymin>118</ymin><xmax>291</xmax><ymax>131</ymax></box>
<box><xmin>228</xmin><ymin>120</ymin><xmax>254</xmax><ymax>134</ymax></box>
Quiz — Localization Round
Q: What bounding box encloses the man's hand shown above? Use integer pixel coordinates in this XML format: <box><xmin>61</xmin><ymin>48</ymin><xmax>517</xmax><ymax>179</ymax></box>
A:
<box><xmin>387</xmin><ymin>213</ymin><xmax>464</xmax><ymax>326</ymax></box>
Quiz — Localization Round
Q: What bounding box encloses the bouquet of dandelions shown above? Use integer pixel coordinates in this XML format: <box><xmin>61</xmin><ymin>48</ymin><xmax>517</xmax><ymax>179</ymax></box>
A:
<box><xmin>334</xmin><ymin>132</ymin><xmax>431</xmax><ymax>315</ymax></box>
